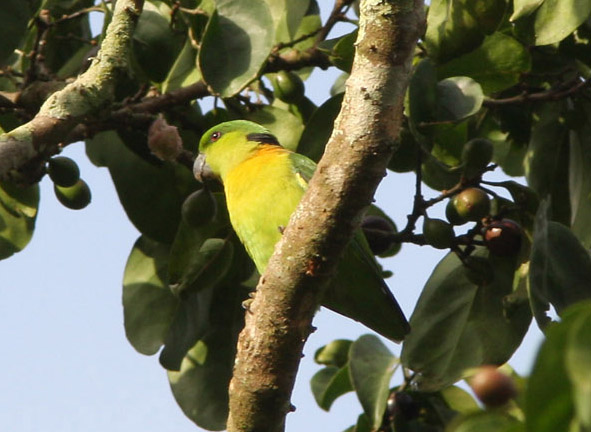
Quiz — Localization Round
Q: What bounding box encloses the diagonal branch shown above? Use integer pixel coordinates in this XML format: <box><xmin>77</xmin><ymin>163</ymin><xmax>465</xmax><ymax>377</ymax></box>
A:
<box><xmin>0</xmin><ymin>0</ymin><xmax>145</xmax><ymax>183</ymax></box>
<box><xmin>226</xmin><ymin>1</ymin><xmax>425</xmax><ymax>431</ymax></box>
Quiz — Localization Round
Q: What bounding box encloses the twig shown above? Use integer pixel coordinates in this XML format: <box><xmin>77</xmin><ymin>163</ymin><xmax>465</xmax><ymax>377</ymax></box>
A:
<box><xmin>315</xmin><ymin>0</ymin><xmax>355</xmax><ymax>42</ymax></box>
<box><xmin>483</xmin><ymin>78</ymin><xmax>589</xmax><ymax>106</ymax></box>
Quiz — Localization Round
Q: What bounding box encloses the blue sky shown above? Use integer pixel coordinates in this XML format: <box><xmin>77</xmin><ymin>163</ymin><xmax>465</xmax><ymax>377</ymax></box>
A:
<box><xmin>0</xmin><ymin>3</ymin><xmax>544</xmax><ymax>431</ymax></box>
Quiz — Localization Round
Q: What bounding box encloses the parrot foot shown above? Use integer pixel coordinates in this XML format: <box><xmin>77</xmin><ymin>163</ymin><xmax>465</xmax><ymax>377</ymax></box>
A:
<box><xmin>242</xmin><ymin>291</ymin><xmax>256</xmax><ymax>312</ymax></box>
<box><xmin>241</xmin><ymin>297</ymin><xmax>254</xmax><ymax>312</ymax></box>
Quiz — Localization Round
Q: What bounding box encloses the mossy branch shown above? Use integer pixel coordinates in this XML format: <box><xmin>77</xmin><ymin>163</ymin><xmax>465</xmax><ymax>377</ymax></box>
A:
<box><xmin>226</xmin><ymin>1</ymin><xmax>425</xmax><ymax>431</ymax></box>
<box><xmin>0</xmin><ymin>0</ymin><xmax>144</xmax><ymax>183</ymax></box>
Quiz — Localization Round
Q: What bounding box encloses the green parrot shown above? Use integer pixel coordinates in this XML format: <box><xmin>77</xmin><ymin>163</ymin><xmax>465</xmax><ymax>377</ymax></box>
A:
<box><xmin>193</xmin><ymin>120</ymin><xmax>409</xmax><ymax>341</ymax></box>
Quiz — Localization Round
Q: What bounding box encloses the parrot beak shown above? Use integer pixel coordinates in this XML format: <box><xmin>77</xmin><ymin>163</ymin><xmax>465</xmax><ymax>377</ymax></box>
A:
<box><xmin>193</xmin><ymin>153</ymin><xmax>216</xmax><ymax>183</ymax></box>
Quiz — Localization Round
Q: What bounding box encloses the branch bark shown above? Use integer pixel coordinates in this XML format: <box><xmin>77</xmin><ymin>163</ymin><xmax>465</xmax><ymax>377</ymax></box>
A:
<box><xmin>226</xmin><ymin>1</ymin><xmax>424</xmax><ymax>431</ymax></box>
<box><xmin>0</xmin><ymin>0</ymin><xmax>144</xmax><ymax>182</ymax></box>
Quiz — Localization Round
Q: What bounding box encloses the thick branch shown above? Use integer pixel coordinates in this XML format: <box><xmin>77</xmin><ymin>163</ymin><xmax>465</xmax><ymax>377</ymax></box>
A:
<box><xmin>226</xmin><ymin>1</ymin><xmax>424</xmax><ymax>431</ymax></box>
<box><xmin>0</xmin><ymin>0</ymin><xmax>144</xmax><ymax>182</ymax></box>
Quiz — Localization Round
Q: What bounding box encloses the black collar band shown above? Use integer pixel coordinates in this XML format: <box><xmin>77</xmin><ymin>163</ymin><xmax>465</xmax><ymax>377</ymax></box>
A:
<box><xmin>247</xmin><ymin>132</ymin><xmax>281</xmax><ymax>146</ymax></box>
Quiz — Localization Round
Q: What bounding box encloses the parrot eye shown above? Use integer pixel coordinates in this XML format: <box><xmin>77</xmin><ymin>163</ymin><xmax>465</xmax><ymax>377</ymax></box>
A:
<box><xmin>210</xmin><ymin>131</ymin><xmax>222</xmax><ymax>142</ymax></box>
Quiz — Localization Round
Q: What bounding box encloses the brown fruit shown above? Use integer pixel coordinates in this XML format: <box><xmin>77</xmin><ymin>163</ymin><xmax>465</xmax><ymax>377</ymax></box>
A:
<box><xmin>483</xmin><ymin>219</ymin><xmax>522</xmax><ymax>256</ymax></box>
<box><xmin>361</xmin><ymin>215</ymin><xmax>400</xmax><ymax>256</ymax></box>
<box><xmin>470</xmin><ymin>366</ymin><xmax>517</xmax><ymax>407</ymax></box>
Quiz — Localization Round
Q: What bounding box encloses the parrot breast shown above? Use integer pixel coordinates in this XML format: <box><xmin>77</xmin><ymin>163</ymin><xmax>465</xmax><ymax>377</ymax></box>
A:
<box><xmin>223</xmin><ymin>146</ymin><xmax>306</xmax><ymax>273</ymax></box>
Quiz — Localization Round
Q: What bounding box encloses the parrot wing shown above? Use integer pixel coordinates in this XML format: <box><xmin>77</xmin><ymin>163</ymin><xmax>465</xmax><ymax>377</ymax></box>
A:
<box><xmin>289</xmin><ymin>152</ymin><xmax>410</xmax><ymax>342</ymax></box>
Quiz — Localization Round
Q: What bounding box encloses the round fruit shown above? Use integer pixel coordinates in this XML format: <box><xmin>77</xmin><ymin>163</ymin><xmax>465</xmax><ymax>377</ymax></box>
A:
<box><xmin>483</xmin><ymin>219</ymin><xmax>522</xmax><ymax>256</ymax></box>
<box><xmin>54</xmin><ymin>179</ymin><xmax>91</xmax><ymax>210</ymax></box>
<box><xmin>453</xmin><ymin>188</ymin><xmax>491</xmax><ymax>222</ymax></box>
<box><xmin>181</xmin><ymin>189</ymin><xmax>217</xmax><ymax>227</ymax></box>
<box><xmin>361</xmin><ymin>215</ymin><xmax>399</xmax><ymax>256</ymax></box>
<box><xmin>461</xmin><ymin>138</ymin><xmax>494</xmax><ymax>179</ymax></box>
<box><xmin>47</xmin><ymin>156</ymin><xmax>80</xmax><ymax>187</ymax></box>
<box><xmin>423</xmin><ymin>217</ymin><xmax>455</xmax><ymax>249</ymax></box>
<box><xmin>470</xmin><ymin>366</ymin><xmax>517</xmax><ymax>407</ymax></box>
<box><xmin>445</xmin><ymin>198</ymin><xmax>468</xmax><ymax>225</ymax></box>
<box><xmin>386</xmin><ymin>392</ymin><xmax>420</xmax><ymax>421</ymax></box>
<box><xmin>272</xmin><ymin>71</ymin><xmax>305</xmax><ymax>104</ymax></box>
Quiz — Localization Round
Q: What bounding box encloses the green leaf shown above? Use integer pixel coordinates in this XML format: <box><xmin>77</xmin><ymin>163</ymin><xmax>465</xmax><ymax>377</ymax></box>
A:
<box><xmin>245</xmin><ymin>105</ymin><xmax>304</xmax><ymax>151</ymax></box>
<box><xmin>438</xmin><ymin>33</ymin><xmax>531</xmax><ymax>94</ymax></box>
<box><xmin>532</xmin><ymin>0</ymin><xmax>591</xmax><ymax>46</ymax></box>
<box><xmin>162</xmin><ymin>38</ymin><xmax>201</xmax><ymax>93</ymax></box>
<box><xmin>401</xmin><ymin>250</ymin><xmax>531</xmax><ymax>391</ymax></box>
<box><xmin>275</xmin><ymin>0</ymin><xmax>320</xmax><ymax>80</ymax></box>
<box><xmin>297</xmin><ymin>93</ymin><xmax>344</xmax><ymax>161</ymax></box>
<box><xmin>349</xmin><ymin>335</ymin><xmax>399</xmax><ymax>429</ymax></box>
<box><xmin>314</xmin><ymin>339</ymin><xmax>353</xmax><ymax>368</ymax></box>
<box><xmin>425</xmin><ymin>0</ymin><xmax>507</xmax><ymax>62</ymax></box>
<box><xmin>435</xmin><ymin>77</ymin><xmax>483</xmax><ymax>121</ymax></box>
<box><xmin>565</xmin><ymin>308</ymin><xmax>591</xmax><ymax>429</ymax></box>
<box><xmin>170</xmin><ymin>237</ymin><xmax>234</xmax><ymax>296</ymax></box>
<box><xmin>421</xmin><ymin>155</ymin><xmax>462</xmax><ymax>191</ymax></box>
<box><xmin>199</xmin><ymin>0</ymin><xmax>274</xmax><ymax>97</ymax></box>
<box><xmin>310</xmin><ymin>366</ymin><xmax>354</xmax><ymax>411</ymax></box>
<box><xmin>568</xmin><ymin>102</ymin><xmax>591</xmax><ymax>248</ymax></box>
<box><xmin>407</xmin><ymin>59</ymin><xmax>438</xmax><ymax>128</ymax></box>
<box><xmin>447</xmin><ymin>411</ymin><xmax>523</xmax><ymax>432</ymax></box>
<box><xmin>524</xmin><ymin>302</ymin><xmax>591</xmax><ymax>432</ymax></box>
<box><xmin>329</xmin><ymin>30</ymin><xmax>357</xmax><ymax>73</ymax></box>
<box><xmin>440</xmin><ymin>385</ymin><xmax>480</xmax><ymax>414</ymax></box>
<box><xmin>529</xmin><ymin>204</ymin><xmax>591</xmax><ymax>320</ymax></box>
<box><xmin>122</xmin><ymin>236</ymin><xmax>178</xmax><ymax>355</ymax></box>
<box><xmin>524</xmin><ymin>104</ymin><xmax>571</xmax><ymax>224</ymax></box>
<box><xmin>168</xmin><ymin>282</ymin><xmax>247</xmax><ymax>430</ymax></box>
<box><xmin>0</xmin><ymin>1</ymin><xmax>32</xmax><ymax>65</ymax></box>
<box><xmin>510</xmin><ymin>0</ymin><xmax>544</xmax><ymax>21</ymax></box>
<box><xmin>85</xmin><ymin>131</ymin><xmax>198</xmax><ymax>243</ymax></box>
<box><xmin>269</xmin><ymin>0</ymin><xmax>311</xmax><ymax>43</ymax></box>
<box><xmin>0</xmin><ymin>182</ymin><xmax>39</xmax><ymax>260</ymax></box>
<box><xmin>131</xmin><ymin>1</ymin><xmax>183</xmax><ymax>83</ymax></box>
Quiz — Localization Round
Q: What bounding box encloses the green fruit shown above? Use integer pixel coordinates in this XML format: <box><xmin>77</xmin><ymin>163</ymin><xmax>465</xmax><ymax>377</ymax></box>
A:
<box><xmin>483</xmin><ymin>219</ymin><xmax>523</xmax><ymax>256</ymax></box>
<box><xmin>461</xmin><ymin>138</ymin><xmax>494</xmax><ymax>179</ymax></box>
<box><xmin>445</xmin><ymin>198</ymin><xmax>468</xmax><ymax>225</ymax></box>
<box><xmin>389</xmin><ymin>127</ymin><xmax>419</xmax><ymax>173</ymax></box>
<box><xmin>181</xmin><ymin>188</ymin><xmax>217</xmax><ymax>227</ymax></box>
<box><xmin>272</xmin><ymin>71</ymin><xmax>305</xmax><ymax>104</ymax></box>
<box><xmin>423</xmin><ymin>217</ymin><xmax>455</xmax><ymax>249</ymax></box>
<box><xmin>453</xmin><ymin>188</ymin><xmax>491</xmax><ymax>221</ymax></box>
<box><xmin>54</xmin><ymin>179</ymin><xmax>91</xmax><ymax>210</ymax></box>
<box><xmin>469</xmin><ymin>366</ymin><xmax>517</xmax><ymax>407</ymax></box>
<box><xmin>361</xmin><ymin>215</ymin><xmax>400</xmax><ymax>256</ymax></box>
<box><xmin>47</xmin><ymin>156</ymin><xmax>80</xmax><ymax>187</ymax></box>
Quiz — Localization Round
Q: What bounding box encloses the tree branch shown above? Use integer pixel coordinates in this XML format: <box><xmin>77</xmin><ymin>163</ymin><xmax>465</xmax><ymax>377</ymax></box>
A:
<box><xmin>0</xmin><ymin>0</ymin><xmax>144</xmax><ymax>183</ymax></box>
<box><xmin>226</xmin><ymin>1</ymin><xmax>424</xmax><ymax>431</ymax></box>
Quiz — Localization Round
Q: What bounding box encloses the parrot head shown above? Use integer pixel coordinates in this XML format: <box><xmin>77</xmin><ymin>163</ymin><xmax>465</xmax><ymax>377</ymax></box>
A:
<box><xmin>194</xmin><ymin>120</ymin><xmax>280</xmax><ymax>183</ymax></box>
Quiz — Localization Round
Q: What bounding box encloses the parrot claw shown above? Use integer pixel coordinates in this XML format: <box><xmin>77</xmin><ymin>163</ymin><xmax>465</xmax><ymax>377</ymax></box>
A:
<box><xmin>278</xmin><ymin>225</ymin><xmax>285</xmax><ymax>234</ymax></box>
<box><xmin>241</xmin><ymin>298</ymin><xmax>254</xmax><ymax>312</ymax></box>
